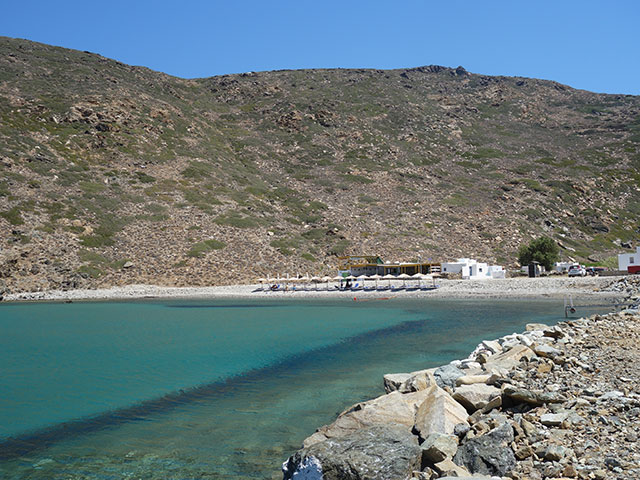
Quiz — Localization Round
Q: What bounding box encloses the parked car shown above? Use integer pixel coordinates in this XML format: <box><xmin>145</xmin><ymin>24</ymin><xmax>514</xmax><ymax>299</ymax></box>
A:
<box><xmin>585</xmin><ymin>266</ymin><xmax>606</xmax><ymax>276</ymax></box>
<box><xmin>568</xmin><ymin>265</ymin><xmax>587</xmax><ymax>277</ymax></box>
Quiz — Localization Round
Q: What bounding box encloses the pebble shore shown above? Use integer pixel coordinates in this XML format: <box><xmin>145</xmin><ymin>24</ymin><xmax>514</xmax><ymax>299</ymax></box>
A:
<box><xmin>283</xmin><ymin>276</ymin><xmax>640</xmax><ymax>480</ymax></box>
<box><xmin>1</xmin><ymin>276</ymin><xmax>632</xmax><ymax>303</ymax></box>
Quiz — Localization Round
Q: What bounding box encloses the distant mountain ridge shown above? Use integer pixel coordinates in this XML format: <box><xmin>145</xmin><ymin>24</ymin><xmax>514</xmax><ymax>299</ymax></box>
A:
<box><xmin>1</xmin><ymin>36</ymin><xmax>639</xmax><ymax>293</ymax></box>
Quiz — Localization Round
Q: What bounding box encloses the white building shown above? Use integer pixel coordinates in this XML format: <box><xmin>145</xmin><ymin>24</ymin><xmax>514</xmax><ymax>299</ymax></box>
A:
<box><xmin>554</xmin><ymin>262</ymin><xmax>574</xmax><ymax>273</ymax></box>
<box><xmin>618</xmin><ymin>246</ymin><xmax>640</xmax><ymax>272</ymax></box>
<box><xmin>441</xmin><ymin>258</ymin><xmax>505</xmax><ymax>279</ymax></box>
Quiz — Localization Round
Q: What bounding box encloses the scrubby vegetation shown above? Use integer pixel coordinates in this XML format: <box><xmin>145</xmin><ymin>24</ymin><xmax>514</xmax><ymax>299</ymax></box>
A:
<box><xmin>0</xmin><ymin>37</ymin><xmax>639</xmax><ymax>292</ymax></box>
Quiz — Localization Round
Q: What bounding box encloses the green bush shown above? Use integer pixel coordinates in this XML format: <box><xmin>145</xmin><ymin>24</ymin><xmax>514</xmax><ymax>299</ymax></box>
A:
<box><xmin>517</xmin><ymin>236</ymin><xmax>559</xmax><ymax>270</ymax></box>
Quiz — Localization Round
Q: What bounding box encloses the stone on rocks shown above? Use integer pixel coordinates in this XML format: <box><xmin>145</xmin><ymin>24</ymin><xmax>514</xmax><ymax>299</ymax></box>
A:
<box><xmin>453</xmin><ymin>422</ymin><xmax>470</xmax><ymax>438</ymax></box>
<box><xmin>455</xmin><ymin>374</ymin><xmax>491</xmax><ymax>386</ymax></box>
<box><xmin>481</xmin><ymin>339</ymin><xmax>503</xmax><ymax>354</ymax></box>
<box><xmin>283</xmin><ymin>424</ymin><xmax>421</xmax><ymax>480</ymax></box>
<box><xmin>536</xmin><ymin>362</ymin><xmax>553</xmax><ymax>374</ymax></box>
<box><xmin>479</xmin><ymin>394</ymin><xmax>502</xmax><ymax>414</ymax></box>
<box><xmin>533</xmin><ymin>344</ymin><xmax>562</xmax><ymax>358</ymax></box>
<box><xmin>519</xmin><ymin>334</ymin><xmax>535</xmax><ymax>347</ymax></box>
<box><xmin>420</xmin><ymin>433</ymin><xmax>459</xmax><ymax>464</ymax></box>
<box><xmin>563</xmin><ymin>464</ymin><xmax>578</xmax><ymax>477</ymax></box>
<box><xmin>526</xmin><ymin>323</ymin><xmax>549</xmax><ymax>331</ymax></box>
<box><xmin>459</xmin><ymin>360</ymin><xmax>482</xmax><ymax>371</ymax></box>
<box><xmin>414</xmin><ymin>385</ymin><xmax>469</xmax><ymax>439</ymax></box>
<box><xmin>452</xmin><ymin>384</ymin><xmax>501</xmax><ymax>413</ymax></box>
<box><xmin>453</xmin><ymin>422</ymin><xmax>516</xmax><ymax>477</ymax></box>
<box><xmin>384</xmin><ymin>373</ymin><xmax>412</xmax><ymax>393</ymax></box>
<box><xmin>399</xmin><ymin>369</ymin><xmax>436</xmax><ymax>393</ymax></box>
<box><xmin>515</xmin><ymin>445</ymin><xmax>534</xmax><ymax>460</ymax></box>
<box><xmin>543</xmin><ymin>326</ymin><xmax>565</xmax><ymax>339</ymax></box>
<box><xmin>437</xmin><ymin>477</ymin><xmax>494</xmax><ymax>480</ymax></box>
<box><xmin>520</xmin><ymin>418</ymin><xmax>539</xmax><ymax>438</ymax></box>
<box><xmin>501</xmin><ymin>338</ymin><xmax>521</xmax><ymax>350</ymax></box>
<box><xmin>544</xmin><ymin>444</ymin><xmax>568</xmax><ymax>461</ymax></box>
<box><xmin>433</xmin><ymin>364</ymin><xmax>465</xmax><ymax>389</ymax></box>
<box><xmin>483</xmin><ymin>345</ymin><xmax>535</xmax><ymax>371</ymax></box>
<box><xmin>303</xmin><ymin>389</ymin><xmax>430</xmax><ymax>447</ymax></box>
<box><xmin>540</xmin><ymin>412</ymin><xmax>568</xmax><ymax>426</ymax></box>
<box><xmin>599</xmin><ymin>390</ymin><xmax>624</xmax><ymax>401</ymax></box>
<box><xmin>432</xmin><ymin>458</ymin><xmax>471</xmax><ymax>477</ymax></box>
<box><xmin>502</xmin><ymin>386</ymin><xmax>566</xmax><ymax>406</ymax></box>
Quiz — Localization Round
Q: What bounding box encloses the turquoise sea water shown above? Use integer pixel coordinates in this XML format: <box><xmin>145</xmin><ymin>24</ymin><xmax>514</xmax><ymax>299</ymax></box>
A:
<box><xmin>0</xmin><ymin>297</ymin><xmax>608</xmax><ymax>479</ymax></box>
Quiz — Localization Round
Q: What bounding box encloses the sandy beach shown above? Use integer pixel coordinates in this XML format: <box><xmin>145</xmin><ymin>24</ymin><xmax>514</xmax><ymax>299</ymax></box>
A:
<box><xmin>2</xmin><ymin>275</ymin><xmax>635</xmax><ymax>305</ymax></box>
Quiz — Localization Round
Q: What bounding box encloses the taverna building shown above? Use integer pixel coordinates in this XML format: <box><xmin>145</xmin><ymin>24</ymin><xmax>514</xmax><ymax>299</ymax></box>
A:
<box><xmin>337</xmin><ymin>256</ymin><xmax>441</xmax><ymax>277</ymax></box>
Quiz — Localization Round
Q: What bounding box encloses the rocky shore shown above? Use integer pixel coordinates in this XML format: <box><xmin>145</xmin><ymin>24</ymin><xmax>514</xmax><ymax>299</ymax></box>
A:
<box><xmin>282</xmin><ymin>279</ymin><xmax>640</xmax><ymax>479</ymax></box>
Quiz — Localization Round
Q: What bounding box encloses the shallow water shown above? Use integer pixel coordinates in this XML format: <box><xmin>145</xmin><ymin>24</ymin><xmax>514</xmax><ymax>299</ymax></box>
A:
<box><xmin>0</xmin><ymin>297</ymin><xmax>607</xmax><ymax>479</ymax></box>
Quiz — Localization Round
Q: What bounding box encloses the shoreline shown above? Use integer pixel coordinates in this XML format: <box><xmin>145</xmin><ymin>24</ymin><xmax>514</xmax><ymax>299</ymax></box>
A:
<box><xmin>1</xmin><ymin>276</ymin><xmax>633</xmax><ymax>304</ymax></box>
<box><xmin>282</xmin><ymin>298</ymin><xmax>640</xmax><ymax>479</ymax></box>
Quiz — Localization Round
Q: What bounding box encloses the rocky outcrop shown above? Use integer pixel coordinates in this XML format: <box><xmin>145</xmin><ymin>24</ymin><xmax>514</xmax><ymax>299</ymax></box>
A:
<box><xmin>453</xmin><ymin>422</ymin><xmax>516</xmax><ymax>476</ymax></box>
<box><xmin>413</xmin><ymin>385</ymin><xmax>469</xmax><ymax>439</ymax></box>
<box><xmin>303</xmin><ymin>389</ymin><xmax>431</xmax><ymax>447</ymax></box>
<box><xmin>283</xmin><ymin>310</ymin><xmax>640</xmax><ymax>479</ymax></box>
<box><xmin>283</xmin><ymin>424</ymin><xmax>421</xmax><ymax>480</ymax></box>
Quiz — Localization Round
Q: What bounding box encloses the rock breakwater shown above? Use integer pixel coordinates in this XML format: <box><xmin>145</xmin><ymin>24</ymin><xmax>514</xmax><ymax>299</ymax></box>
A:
<box><xmin>283</xmin><ymin>308</ymin><xmax>640</xmax><ymax>479</ymax></box>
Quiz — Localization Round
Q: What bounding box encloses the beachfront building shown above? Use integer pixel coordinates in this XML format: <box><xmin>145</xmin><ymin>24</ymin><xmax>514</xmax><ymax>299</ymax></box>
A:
<box><xmin>441</xmin><ymin>258</ymin><xmax>505</xmax><ymax>279</ymax></box>
<box><xmin>618</xmin><ymin>246</ymin><xmax>640</xmax><ymax>273</ymax></box>
<box><xmin>554</xmin><ymin>262</ymin><xmax>574</xmax><ymax>273</ymax></box>
<box><xmin>337</xmin><ymin>255</ymin><xmax>441</xmax><ymax>277</ymax></box>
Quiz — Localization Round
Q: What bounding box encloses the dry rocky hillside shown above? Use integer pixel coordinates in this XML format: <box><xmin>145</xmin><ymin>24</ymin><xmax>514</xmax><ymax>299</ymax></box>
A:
<box><xmin>1</xmin><ymin>37</ymin><xmax>640</xmax><ymax>293</ymax></box>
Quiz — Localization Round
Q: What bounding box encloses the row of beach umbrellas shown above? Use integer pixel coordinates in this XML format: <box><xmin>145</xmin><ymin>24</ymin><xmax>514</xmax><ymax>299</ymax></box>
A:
<box><xmin>256</xmin><ymin>273</ymin><xmax>437</xmax><ymax>290</ymax></box>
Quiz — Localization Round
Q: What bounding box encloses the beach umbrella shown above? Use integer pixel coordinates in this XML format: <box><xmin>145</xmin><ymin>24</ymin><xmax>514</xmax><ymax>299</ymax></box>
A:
<box><xmin>398</xmin><ymin>273</ymin><xmax>411</xmax><ymax>287</ymax></box>
<box><xmin>356</xmin><ymin>274</ymin><xmax>368</xmax><ymax>288</ymax></box>
<box><xmin>411</xmin><ymin>273</ymin><xmax>423</xmax><ymax>288</ymax></box>
<box><xmin>370</xmin><ymin>274</ymin><xmax>382</xmax><ymax>289</ymax></box>
<box><xmin>383</xmin><ymin>273</ymin><xmax>396</xmax><ymax>288</ymax></box>
<box><xmin>322</xmin><ymin>276</ymin><xmax>332</xmax><ymax>290</ymax></box>
<box><xmin>311</xmin><ymin>276</ymin><xmax>321</xmax><ymax>290</ymax></box>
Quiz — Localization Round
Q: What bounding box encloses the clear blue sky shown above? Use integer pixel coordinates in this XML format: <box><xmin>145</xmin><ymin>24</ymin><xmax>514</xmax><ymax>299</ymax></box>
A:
<box><xmin>2</xmin><ymin>1</ymin><xmax>639</xmax><ymax>95</ymax></box>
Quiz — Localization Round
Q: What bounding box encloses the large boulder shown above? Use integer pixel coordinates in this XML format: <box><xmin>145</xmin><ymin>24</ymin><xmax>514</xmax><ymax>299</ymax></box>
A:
<box><xmin>502</xmin><ymin>386</ymin><xmax>566</xmax><ymax>406</ymax></box>
<box><xmin>433</xmin><ymin>364</ymin><xmax>465</xmax><ymax>389</ymax></box>
<box><xmin>413</xmin><ymin>385</ymin><xmax>469</xmax><ymax>439</ymax></box>
<box><xmin>304</xmin><ymin>389</ymin><xmax>430</xmax><ymax>447</ymax></box>
<box><xmin>384</xmin><ymin>369</ymin><xmax>436</xmax><ymax>394</ymax></box>
<box><xmin>420</xmin><ymin>432</ymin><xmax>459</xmax><ymax>464</ymax></box>
<box><xmin>383</xmin><ymin>373</ymin><xmax>412</xmax><ymax>393</ymax></box>
<box><xmin>483</xmin><ymin>345</ymin><xmax>535</xmax><ymax>371</ymax></box>
<box><xmin>453</xmin><ymin>422</ymin><xmax>516</xmax><ymax>477</ymax></box>
<box><xmin>282</xmin><ymin>423</ymin><xmax>421</xmax><ymax>480</ymax></box>
<box><xmin>452</xmin><ymin>384</ymin><xmax>501</xmax><ymax>413</ymax></box>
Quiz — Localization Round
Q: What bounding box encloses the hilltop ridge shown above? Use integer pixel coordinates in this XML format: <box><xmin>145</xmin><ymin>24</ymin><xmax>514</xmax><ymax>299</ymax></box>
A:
<box><xmin>1</xmin><ymin>36</ymin><xmax>639</xmax><ymax>293</ymax></box>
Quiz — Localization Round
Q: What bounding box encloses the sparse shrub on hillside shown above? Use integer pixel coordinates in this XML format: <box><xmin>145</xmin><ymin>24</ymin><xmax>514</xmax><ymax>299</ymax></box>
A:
<box><xmin>182</xmin><ymin>161</ymin><xmax>215</xmax><ymax>179</ymax></box>
<box><xmin>517</xmin><ymin>236</ymin><xmax>559</xmax><ymax>270</ymax></box>
<box><xmin>0</xmin><ymin>207</ymin><xmax>24</xmax><ymax>225</ymax></box>
<box><xmin>187</xmin><ymin>239</ymin><xmax>226</xmax><ymax>257</ymax></box>
<box><xmin>214</xmin><ymin>212</ymin><xmax>259</xmax><ymax>228</ymax></box>
<box><xmin>301</xmin><ymin>253</ymin><xmax>316</xmax><ymax>262</ymax></box>
<box><xmin>134</xmin><ymin>171</ymin><xmax>156</xmax><ymax>183</ymax></box>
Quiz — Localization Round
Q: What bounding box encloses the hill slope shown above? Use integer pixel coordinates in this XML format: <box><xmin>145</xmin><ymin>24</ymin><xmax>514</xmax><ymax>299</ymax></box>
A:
<box><xmin>1</xmin><ymin>37</ymin><xmax>639</xmax><ymax>293</ymax></box>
